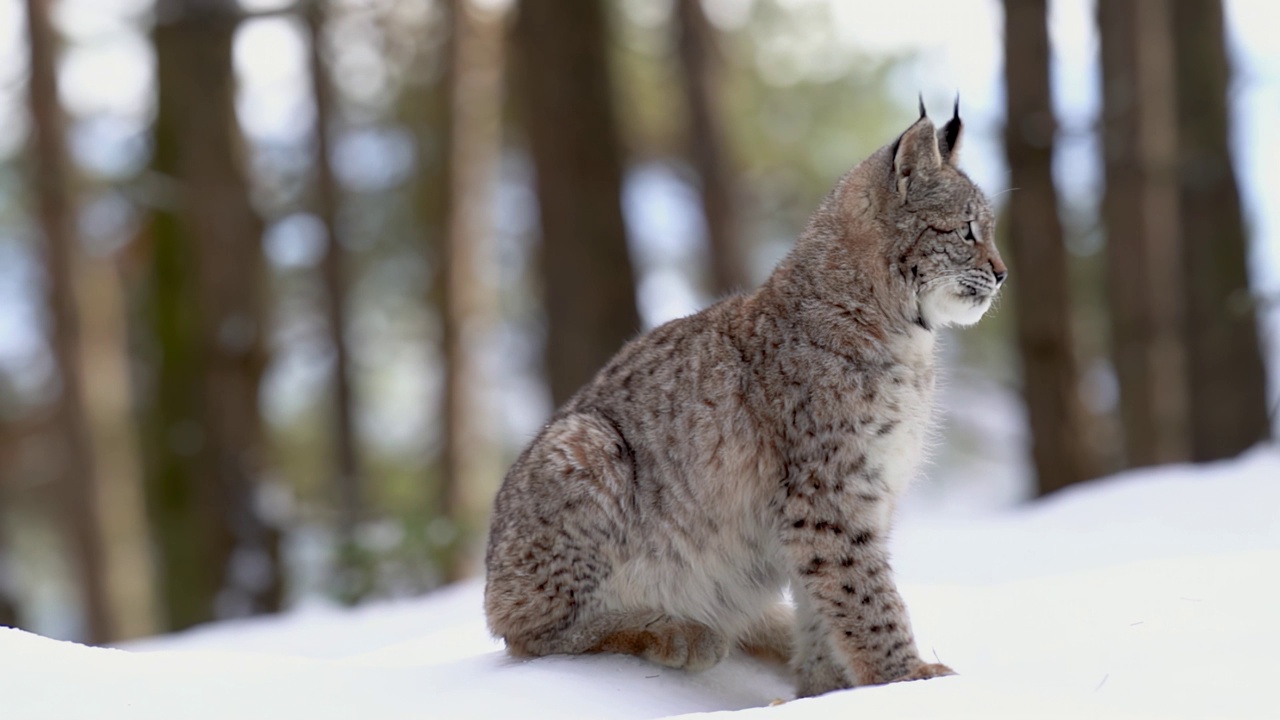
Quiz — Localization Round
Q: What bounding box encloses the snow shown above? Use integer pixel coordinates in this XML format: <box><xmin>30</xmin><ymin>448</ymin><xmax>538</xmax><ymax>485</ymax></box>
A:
<box><xmin>3</xmin><ymin>447</ymin><xmax>1279</xmax><ymax>719</ymax></box>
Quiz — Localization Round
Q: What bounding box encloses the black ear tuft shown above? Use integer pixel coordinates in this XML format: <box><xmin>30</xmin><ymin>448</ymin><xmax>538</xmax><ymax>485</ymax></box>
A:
<box><xmin>938</xmin><ymin>93</ymin><xmax>963</xmax><ymax>165</ymax></box>
<box><xmin>918</xmin><ymin>92</ymin><xmax>927</xmax><ymax>119</ymax></box>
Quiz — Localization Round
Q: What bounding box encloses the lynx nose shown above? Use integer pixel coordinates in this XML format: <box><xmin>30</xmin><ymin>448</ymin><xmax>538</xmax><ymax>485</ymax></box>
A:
<box><xmin>988</xmin><ymin>260</ymin><xmax>1008</xmax><ymax>285</ymax></box>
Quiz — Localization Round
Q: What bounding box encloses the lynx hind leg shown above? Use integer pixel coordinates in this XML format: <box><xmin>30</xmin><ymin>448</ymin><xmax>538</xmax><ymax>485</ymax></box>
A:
<box><xmin>592</xmin><ymin>614</ymin><xmax>730</xmax><ymax>672</ymax></box>
<box><xmin>485</xmin><ymin>412</ymin><xmax>635</xmax><ymax>659</ymax></box>
<box><xmin>508</xmin><ymin>608</ymin><xmax>730</xmax><ymax>672</ymax></box>
<box><xmin>486</xmin><ymin>412</ymin><xmax>732</xmax><ymax>672</ymax></box>
<box><xmin>738</xmin><ymin>602</ymin><xmax>794</xmax><ymax>666</ymax></box>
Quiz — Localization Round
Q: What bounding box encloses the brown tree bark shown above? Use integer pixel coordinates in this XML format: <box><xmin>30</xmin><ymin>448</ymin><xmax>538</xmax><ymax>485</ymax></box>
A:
<box><xmin>133</xmin><ymin>0</ymin><xmax>281</xmax><ymax>630</ymax></box>
<box><xmin>0</xmin><ymin>549</ymin><xmax>16</xmax><ymax>627</ymax></box>
<box><xmin>1001</xmin><ymin>0</ymin><xmax>1097</xmax><ymax>495</ymax></box>
<box><xmin>1097</xmin><ymin>0</ymin><xmax>1188</xmax><ymax>468</ymax></box>
<box><xmin>305</xmin><ymin>0</ymin><xmax>364</xmax><ymax>583</ymax></box>
<box><xmin>437</xmin><ymin>0</ymin><xmax>504</xmax><ymax>580</ymax></box>
<box><xmin>0</xmin><ymin>449</ymin><xmax>21</xmax><ymax>628</ymax></box>
<box><xmin>24</xmin><ymin>0</ymin><xmax>114</xmax><ymax>643</ymax></box>
<box><xmin>0</xmin><ymin>387</ymin><xmax>40</xmax><ymax>629</ymax></box>
<box><xmin>674</xmin><ymin>0</ymin><xmax>748</xmax><ymax>296</ymax></box>
<box><xmin>77</xmin><ymin>258</ymin><xmax>157</xmax><ymax>639</ymax></box>
<box><xmin>1170</xmin><ymin>0</ymin><xmax>1272</xmax><ymax>460</ymax></box>
<box><xmin>512</xmin><ymin>0</ymin><xmax>641</xmax><ymax>405</ymax></box>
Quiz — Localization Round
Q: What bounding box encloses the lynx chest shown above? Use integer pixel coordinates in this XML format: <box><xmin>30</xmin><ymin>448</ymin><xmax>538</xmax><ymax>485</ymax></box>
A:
<box><xmin>865</xmin><ymin>330</ymin><xmax>937</xmax><ymax>498</ymax></box>
<box><xmin>817</xmin><ymin>329</ymin><xmax>937</xmax><ymax>502</ymax></box>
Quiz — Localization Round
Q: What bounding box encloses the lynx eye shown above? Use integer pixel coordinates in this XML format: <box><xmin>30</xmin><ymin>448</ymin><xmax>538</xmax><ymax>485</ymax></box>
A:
<box><xmin>962</xmin><ymin>221</ymin><xmax>978</xmax><ymax>243</ymax></box>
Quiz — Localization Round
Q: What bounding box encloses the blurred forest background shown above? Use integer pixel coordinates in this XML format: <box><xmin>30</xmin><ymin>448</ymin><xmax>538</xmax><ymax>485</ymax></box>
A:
<box><xmin>0</xmin><ymin>0</ymin><xmax>1276</xmax><ymax>644</ymax></box>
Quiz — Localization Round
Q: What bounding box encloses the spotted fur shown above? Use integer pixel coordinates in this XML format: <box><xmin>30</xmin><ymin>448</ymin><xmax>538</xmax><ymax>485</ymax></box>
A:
<box><xmin>485</xmin><ymin>109</ymin><xmax>1005</xmax><ymax>697</ymax></box>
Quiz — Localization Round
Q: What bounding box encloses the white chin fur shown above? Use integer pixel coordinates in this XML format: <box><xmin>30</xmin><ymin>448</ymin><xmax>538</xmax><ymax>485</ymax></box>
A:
<box><xmin>919</xmin><ymin>287</ymin><xmax>993</xmax><ymax>328</ymax></box>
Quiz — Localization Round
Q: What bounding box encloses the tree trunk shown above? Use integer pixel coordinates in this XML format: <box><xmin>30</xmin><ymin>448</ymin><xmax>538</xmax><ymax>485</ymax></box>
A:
<box><xmin>437</xmin><ymin>0</ymin><xmax>504</xmax><ymax>580</ymax></box>
<box><xmin>0</xmin><ymin>394</ymin><xmax>36</xmax><ymax>628</ymax></box>
<box><xmin>0</xmin><ymin>461</ymin><xmax>21</xmax><ymax>628</ymax></box>
<box><xmin>134</xmin><ymin>0</ymin><xmax>281</xmax><ymax>631</ymax></box>
<box><xmin>65</xmin><ymin>235</ymin><xmax>160</xmax><ymax>640</ymax></box>
<box><xmin>512</xmin><ymin>0</ymin><xmax>641</xmax><ymax>405</ymax></box>
<box><xmin>24</xmin><ymin>0</ymin><xmax>114</xmax><ymax>643</ymax></box>
<box><xmin>305</xmin><ymin>0</ymin><xmax>366</xmax><ymax>599</ymax></box>
<box><xmin>1001</xmin><ymin>0</ymin><xmax>1097</xmax><ymax>495</ymax></box>
<box><xmin>674</xmin><ymin>0</ymin><xmax>748</xmax><ymax>296</ymax></box>
<box><xmin>1170</xmin><ymin>0</ymin><xmax>1272</xmax><ymax>460</ymax></box>
<box><xmin>1097</xmin><ymin>0</ymin><xmax>1188</xmax><ymax>468</ymax></box>
<box><xmin>0</xmin><ymin>550</ymin><xmax>16</xmax><ymax>627</ymax></box>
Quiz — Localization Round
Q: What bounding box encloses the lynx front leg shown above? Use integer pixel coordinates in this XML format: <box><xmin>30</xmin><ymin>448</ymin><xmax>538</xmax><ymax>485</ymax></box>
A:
<box><xmin>779</xmin><ymin>483</ymin><xmax>952</xmax><ymax>690</ymax></box>
<box><xmin>791</xmin><ymin>590</ymin><xmax>855</xmax><ymax>697</ymax></box>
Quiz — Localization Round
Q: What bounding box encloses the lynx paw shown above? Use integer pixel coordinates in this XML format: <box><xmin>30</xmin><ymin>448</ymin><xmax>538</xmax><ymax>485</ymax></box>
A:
<box><xmin>594</xmin><ymin>617</ymin><xmax>729</xmax><ymax>672</ymax></box>
<box><xmin>795</xmin><ymin>661</ymin><xmax>854</xmax><ymax>698</ymax></box>
<box><xmin>897</xmin><ymin>662</ymin><xmax>956</xmax><ymax>682</ymax></box>
<box><xmin>641</xmin><ymin>619</ymin><xmax>729</xmax><ymax>672</ymax></box>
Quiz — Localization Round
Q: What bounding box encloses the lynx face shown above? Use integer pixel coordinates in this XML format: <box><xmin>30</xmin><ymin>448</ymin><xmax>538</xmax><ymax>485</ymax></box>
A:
<box><xmin>908</xmin><ymin>188</ymin><xmax>1004</xmax><ymax>329</ymax></box>
<box><xmin>885</xmin><ymin>106</ymin><xmax>1007</xmax><ymax>329</ymax></box>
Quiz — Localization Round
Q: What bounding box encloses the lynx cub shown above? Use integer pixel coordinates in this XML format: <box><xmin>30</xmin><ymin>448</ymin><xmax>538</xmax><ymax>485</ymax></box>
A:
<box><xmin>485</xmin><ymin>102</ymin><xmax>1006</xmax><ymax>697</ymax></box>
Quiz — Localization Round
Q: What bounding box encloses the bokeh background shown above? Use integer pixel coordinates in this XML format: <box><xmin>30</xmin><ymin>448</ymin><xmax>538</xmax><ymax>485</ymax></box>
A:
<box><xmin>0</xmin><ymin>0</ymin><xmax>1276</xmax><ymax>644</ymax></box>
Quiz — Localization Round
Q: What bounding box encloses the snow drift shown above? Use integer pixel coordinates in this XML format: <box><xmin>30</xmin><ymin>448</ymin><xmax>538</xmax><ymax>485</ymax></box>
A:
<box><xmin>3</xmin><ymin>447</ymin><xmax>1278</xmax><ymax>719</ymax></box>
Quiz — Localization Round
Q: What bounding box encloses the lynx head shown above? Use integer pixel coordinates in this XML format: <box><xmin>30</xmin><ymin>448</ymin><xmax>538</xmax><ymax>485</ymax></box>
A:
<box><xmin>849</xmin><ymin>99</ymin><xmax>1007</xmax><ymax>330</ymax></box>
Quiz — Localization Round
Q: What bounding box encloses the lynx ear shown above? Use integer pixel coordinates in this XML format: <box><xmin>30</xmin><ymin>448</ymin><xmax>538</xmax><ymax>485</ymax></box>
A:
<box><xmin>938</xmin><ymin>94</ymin><xmax>963</xmax><ymax>166</ymax></box>
<box><xmin>893</xmin><ymin>114</ymin><xmax>942</xmax><ymax>198</ymax></box>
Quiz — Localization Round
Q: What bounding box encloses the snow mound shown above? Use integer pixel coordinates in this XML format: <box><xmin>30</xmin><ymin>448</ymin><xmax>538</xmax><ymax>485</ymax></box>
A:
<box><xmin>3</xmin><ymin>447</ymin><xmax>1278</xmax><ymax>719</ymax></box>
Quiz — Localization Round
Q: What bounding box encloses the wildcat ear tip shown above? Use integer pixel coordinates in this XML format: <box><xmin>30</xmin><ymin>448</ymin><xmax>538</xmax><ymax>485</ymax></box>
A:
<box><xmin>918</xmin><ymin>93</ymin><xmax>927</xmax><ymax>119</ymax></box>
<box><xmin>953</xmin><ymin>93</ymin><xmax>960</xmax><ymax>120</ymax></box>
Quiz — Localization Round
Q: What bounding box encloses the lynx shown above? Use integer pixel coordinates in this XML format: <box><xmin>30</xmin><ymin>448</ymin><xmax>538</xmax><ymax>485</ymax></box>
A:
<box><xmin>484</xmin><ymin>101</ymin><xmax>1006</xmax><ymax>697</ymax></box>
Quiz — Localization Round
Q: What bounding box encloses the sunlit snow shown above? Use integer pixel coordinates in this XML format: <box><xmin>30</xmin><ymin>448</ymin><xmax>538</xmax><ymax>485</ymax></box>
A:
<box><xmin>4</xmin><ymin>446</ymin><xmax>1277</xmax><ymax>719</ymax></box>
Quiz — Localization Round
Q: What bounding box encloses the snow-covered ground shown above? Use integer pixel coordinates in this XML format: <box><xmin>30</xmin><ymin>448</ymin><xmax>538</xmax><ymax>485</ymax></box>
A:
<box><xmin>3</xmin><ymin>446</ymin><xmax>1279</xmax><ymax>719</ymax></box>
